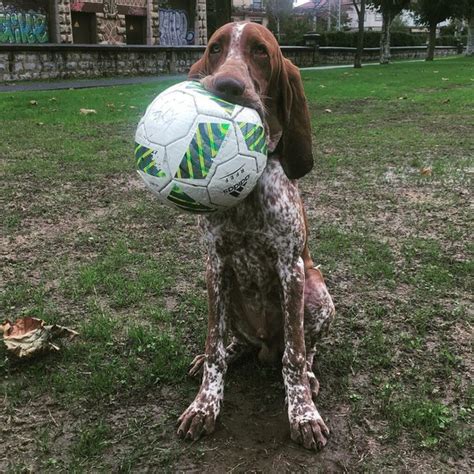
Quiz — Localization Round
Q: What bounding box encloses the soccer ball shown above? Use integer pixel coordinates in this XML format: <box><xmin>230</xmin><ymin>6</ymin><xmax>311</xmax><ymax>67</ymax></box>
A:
<box><xmin>134</xmin><ymin>81</ymin><xmax>268</xmax><ymax>213</ymax></box>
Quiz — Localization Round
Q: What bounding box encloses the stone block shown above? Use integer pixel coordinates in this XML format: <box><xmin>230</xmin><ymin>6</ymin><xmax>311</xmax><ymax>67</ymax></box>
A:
<box><xmin>24</xmin><ymin>62</ymin><xmax>38</xmax><ymax>71</ymax></box>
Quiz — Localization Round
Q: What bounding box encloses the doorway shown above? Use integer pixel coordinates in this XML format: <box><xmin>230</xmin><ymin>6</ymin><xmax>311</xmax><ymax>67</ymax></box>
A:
<box><xmin>71</xmin><ymin>12</ymin><xmax>96</xmax><ymax>44</ymax></box>
<box><xmin>125</xmin><ymin>15</ymin><xmax>147</xmax><ymax>45</ymax></box>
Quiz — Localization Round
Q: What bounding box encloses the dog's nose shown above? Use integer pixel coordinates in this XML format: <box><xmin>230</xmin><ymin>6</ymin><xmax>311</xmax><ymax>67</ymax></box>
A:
<box><xmin>214</xmin><ymin>76</ymin><xmax>245</xmax><ymax>98</ymax></box>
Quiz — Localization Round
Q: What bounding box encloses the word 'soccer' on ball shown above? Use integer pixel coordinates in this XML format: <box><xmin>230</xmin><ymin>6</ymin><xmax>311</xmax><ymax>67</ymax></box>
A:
<box><xmin>134</xmin><ymin>81</ymin><xmax>268</xmax><ymax>213</ymax></box>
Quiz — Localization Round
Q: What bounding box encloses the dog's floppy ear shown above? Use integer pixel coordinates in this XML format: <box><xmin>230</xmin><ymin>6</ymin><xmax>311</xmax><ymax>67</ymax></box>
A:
<box><xmin>277</xmin><ymin>58</ymin><xmax>313</xmax><ymax>180</ymax></box>
<box><xmin>188</xmin><ymin>54</ymin><xmax>209</xmax><ymax>80</ymax></box>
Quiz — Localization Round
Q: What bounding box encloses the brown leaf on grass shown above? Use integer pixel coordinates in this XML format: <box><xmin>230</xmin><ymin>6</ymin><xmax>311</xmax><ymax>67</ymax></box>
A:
<box><xmin>1</xmin><ymin>317</ymin><xmax>78</xmax><ymax>359</ymax></box>
<box><xmin>80</xmin><ymin>108</ymin><xmax>97</xmax><ymax>115</ymax></box>
<box><xmin>420</xmin><ymin>167</ymin><xmax>432</xmax><ymax>176</ymax></box>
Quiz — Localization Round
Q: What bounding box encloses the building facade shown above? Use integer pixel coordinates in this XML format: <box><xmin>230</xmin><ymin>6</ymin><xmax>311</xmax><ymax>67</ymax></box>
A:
<box><xmin>232</xmin><ymin>0</ymin><xmax>269</xmax><ymax>28</ymax></box>
<box><xmin>0</xmin><ymin>0</ymin><xmax>231</xmax><ymax>46</ymax></box>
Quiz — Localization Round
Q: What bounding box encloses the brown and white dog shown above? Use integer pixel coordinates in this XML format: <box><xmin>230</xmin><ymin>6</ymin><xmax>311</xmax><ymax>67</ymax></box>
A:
<box><xmin>176</xmin><ymin>22</ymin><xmax>335</xmax><ymax>451</ymax></box>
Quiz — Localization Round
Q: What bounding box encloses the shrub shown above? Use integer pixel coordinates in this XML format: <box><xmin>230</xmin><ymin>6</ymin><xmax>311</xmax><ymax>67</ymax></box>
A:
<box><xmin>317</xmin><ymin>31</ymin><xmax>427</xmax><ymax>48</ymax></box>
<box><xmin>436</xmin><ymin>35</ymin><xmax>467</xmax><ymax>46</ymax></box>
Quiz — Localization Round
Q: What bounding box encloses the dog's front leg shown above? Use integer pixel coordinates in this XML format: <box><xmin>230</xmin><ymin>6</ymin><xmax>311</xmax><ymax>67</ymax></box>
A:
<box><xmin>280</xmin><ymin>258</ymin><xmax>330</xmax><ymax>450</ymax></box>
<box><xmin>177</xmin><ymin>253</ymin><xmax>228</xmax><ymax>440</ymax></box>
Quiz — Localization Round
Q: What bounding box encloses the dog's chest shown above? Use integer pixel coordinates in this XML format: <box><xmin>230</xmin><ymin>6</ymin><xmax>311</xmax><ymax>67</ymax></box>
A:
<box><xmin>200</xmin><ymin>159</ymin><xmax>305</xmax><ymax>343</ymax></box>
<box><xmin>201</xmin><ymin>159</ymin><xmax>304</xmax><ymax>268</ymax></box>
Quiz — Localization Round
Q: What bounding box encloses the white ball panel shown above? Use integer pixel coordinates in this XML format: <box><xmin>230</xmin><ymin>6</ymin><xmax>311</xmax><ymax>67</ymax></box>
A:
<box><xmin>232</xmin><ymin>106</ymin><xmax>262</xmax><ymax>124</ymax></box>
<box><xmin>135</xmin><ymin>119</ymin><xmax>150</xmax><ymax>147</ymax></box>
<box><xmin>208</xmin><ymin>155</ymin><xmax>259</xmax><ymax>208</ymax></box>
<box><xmin>254</xmin><ymin>151</ymin><xmax>268</xmax><ymax>174</ymax></box>
<box><xmin>144</xmin><ymin>91</ymin><xmax>197</xmax><ymax>147</ymax></box>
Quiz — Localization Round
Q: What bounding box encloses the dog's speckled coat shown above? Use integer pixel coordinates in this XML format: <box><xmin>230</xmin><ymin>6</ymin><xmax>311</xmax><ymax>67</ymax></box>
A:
<box><xmin>177</xmin><ymin>22</ymin><xmax>335</xmax><ymax>451</ymax></box>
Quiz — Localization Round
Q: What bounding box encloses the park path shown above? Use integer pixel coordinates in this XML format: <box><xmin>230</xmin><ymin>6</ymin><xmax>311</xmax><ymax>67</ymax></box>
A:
<box><xmin>0</xmin><ymin>59</ymin><xmax>436</xmax><ymax>93</ymax></box>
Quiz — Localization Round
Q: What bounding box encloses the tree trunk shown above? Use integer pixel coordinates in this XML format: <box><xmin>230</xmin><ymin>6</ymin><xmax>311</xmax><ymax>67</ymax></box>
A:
<box><xmin>426</xmin><ymin>22</ymin><xmax>436</xmax><ymax>61</ymax></box>
<box><xmin>467</xmin><ymin>15</ymin><xmax>474</xmax><ymax>56</ymax></box>
<box><xmin>380</xmin><ymin>12</ymin><xmax>391</xmax><ymax>64</ymax></box>
<box><xmin>354</xmin><ymin>0</ymin><xmax>365</xmax><ymax>68</ymax></box>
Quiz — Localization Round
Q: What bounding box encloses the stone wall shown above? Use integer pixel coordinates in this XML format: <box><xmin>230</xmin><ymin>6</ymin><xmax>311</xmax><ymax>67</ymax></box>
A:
<box><xmin>0</xmin><ymin>44</ymin><xmax>461</xmax><ymax>82</ymax></box>
<box><xmin>316</xmin><ymin>46</ymin><xmax>461</xmax><ymax>64</ymax></box>
<box><xmin>0</xmin><ymin>43</ymin><xmax>205</xmax><ymax>80</ymax></box>
<box><xmin>281</xmin><ymin>46</ymin><xmax>315</xmax><ymax>68</ymax></box>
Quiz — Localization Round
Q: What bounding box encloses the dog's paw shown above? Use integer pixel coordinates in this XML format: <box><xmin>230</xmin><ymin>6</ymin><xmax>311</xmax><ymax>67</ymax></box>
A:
<box><xmin>177</xmin><ymin>398</ymin><xmax>219</xmax><ymax>441</ymax></box>
<box><xmin>188</xmin><ymin>354</ymin><xmax>206</xmax><ymax>377</ymax></box>
<box><xmin>289</xmin><ymin>408</ymin><xmax>329</xmax><ymax>451</ymax></box>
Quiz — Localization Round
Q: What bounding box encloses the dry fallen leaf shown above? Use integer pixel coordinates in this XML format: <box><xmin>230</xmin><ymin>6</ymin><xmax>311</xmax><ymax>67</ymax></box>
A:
<box><xmin>420</xmin><ymin>167</ymin><xmax>432</xmax><ymax>176</ymax></box>
<box><xmin>80</xmin><ymin>108</ymin><xmax>97</xmax><ymax>115</ymax></box>
<box><xmin>1</xmin><ymin>317</ymin><xmax>78</xmax><ymax>358</ymax></box>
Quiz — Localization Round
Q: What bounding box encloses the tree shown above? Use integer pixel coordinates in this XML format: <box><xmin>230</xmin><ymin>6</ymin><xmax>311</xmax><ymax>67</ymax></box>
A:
<box><xmin>412</xmin><ymin>0</ymin><xmax>454</xmax><ymax>61</ymax></box>
<box><xmin>450</xmin><ymin>0</ymin><xmax>474</xmax><ymax>55</ymax></box>
<box><xmin>266</xmin><ymin>0</ymin><xmax>293</xmax><ymax>42</ymax></box>
<box><xmin>352</xmin><ymin>0</ymin><xmax>367</xmax><ymax>68</ymax></box>
<box><xmin>368</xmin><ymin>0</ymin><xmax>410</xmax><ymax>64</ymax></box>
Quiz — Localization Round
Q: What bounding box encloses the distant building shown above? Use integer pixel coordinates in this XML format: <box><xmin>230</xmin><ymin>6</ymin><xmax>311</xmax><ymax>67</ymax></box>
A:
<box><xmin>232</xmin><ymin>0</ymin><xmax>269</xmax><ymax>27</ymax></box>
<box><xmin>295</xmin><ymin>1</ymin><xmax>447</xmax><ymax>33</ymax></box>
<box><xmin>293</xmin><ymin>0</ymin><xmax>382</xmax><ymax>31</ymax></box>
<box><xmin>0</xmin><ymin>0</ymin><xmax>232</xmax><ymax>46</ymax></box>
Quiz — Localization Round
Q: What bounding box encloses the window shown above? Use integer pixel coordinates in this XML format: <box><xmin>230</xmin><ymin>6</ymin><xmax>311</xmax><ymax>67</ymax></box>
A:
<box><xmin>125</xmin><ymin>15</ymin><xmax>147</xmax><ymax>44</ymax></box>
<box><xmin>71</xmin><ymin>12</ymin><xmax>97</xmax><ymax>44</ymax></box>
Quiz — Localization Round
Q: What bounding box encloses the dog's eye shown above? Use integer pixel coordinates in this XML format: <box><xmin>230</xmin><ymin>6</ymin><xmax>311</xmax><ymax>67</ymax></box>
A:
<box><xmin>254</xmin><ymin>44</ymin><xmax>268</xmax><ymax>56</ymax></box>
<box><xmin>210</xmin><ymin>43</ymin><xmax>221</xmax><ymax>54</ymax></box>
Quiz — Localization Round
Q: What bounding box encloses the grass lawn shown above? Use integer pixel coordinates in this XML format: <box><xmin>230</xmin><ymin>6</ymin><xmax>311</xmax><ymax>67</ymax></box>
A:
<box><xmin>1</xmin><ymin>56</ymin><xmax>473</xmax><ymax>472</ymax></box>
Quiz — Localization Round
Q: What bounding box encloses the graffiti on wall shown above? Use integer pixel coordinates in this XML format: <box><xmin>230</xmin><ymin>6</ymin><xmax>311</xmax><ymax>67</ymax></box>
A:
<box><xmin>0</xmin><ymin>5</ymin><xmax>49</xmax><ymax>44</ymax></box>
<box><xmin>159</xmin><ymin>8</ymin><xmax>194</xmax><ymax>46</ymax></box>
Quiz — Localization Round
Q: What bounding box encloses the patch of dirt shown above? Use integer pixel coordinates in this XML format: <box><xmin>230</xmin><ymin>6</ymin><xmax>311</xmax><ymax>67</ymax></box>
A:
<box><xmin>171</xmin><ymin>368</ymin><xmax>363</xmax><ymax>472</ymax></box>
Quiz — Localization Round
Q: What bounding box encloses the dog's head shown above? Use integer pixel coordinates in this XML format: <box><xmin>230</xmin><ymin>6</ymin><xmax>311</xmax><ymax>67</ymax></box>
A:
<box><xmin>188</xmin><ymin>22</ymin><xmax>313</xmax><ymax>180</ymax></box>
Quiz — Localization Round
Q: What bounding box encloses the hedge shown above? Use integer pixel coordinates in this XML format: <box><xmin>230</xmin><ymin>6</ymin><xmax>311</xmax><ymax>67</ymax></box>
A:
<box><xmin>316</xmin><ymin>31</ymin><xmax>465</xmax><ymax>48</ymax></box>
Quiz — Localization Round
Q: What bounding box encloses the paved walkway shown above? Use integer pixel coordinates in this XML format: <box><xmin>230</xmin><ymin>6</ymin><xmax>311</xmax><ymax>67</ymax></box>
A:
<box><xmin>0</xmin><ymin>74</ymin><xmax>186</xmax><ymax>93</ymax></box>
<box><xmin>0</xmin><ymin>58</ymin><xmax>454</xmax><ymax>93</ymax></box>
